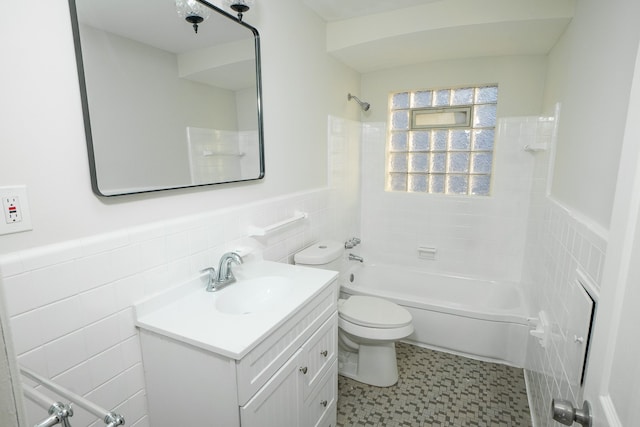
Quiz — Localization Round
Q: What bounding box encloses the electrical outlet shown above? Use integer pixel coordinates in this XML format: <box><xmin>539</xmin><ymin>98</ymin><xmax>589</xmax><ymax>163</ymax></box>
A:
<box><xmin>0</xmin><ymin>186</ymin><xmax>33</xmax><ymax>235</ymax></box>
<box><xmin>3</xmin><ymin>195</ymin><xmax>22</xmax><ymax>223</ymax></box>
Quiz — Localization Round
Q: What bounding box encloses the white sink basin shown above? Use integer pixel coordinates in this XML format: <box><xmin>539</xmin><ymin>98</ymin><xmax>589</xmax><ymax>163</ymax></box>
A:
<box><xmin>215</xmin><ymin>276</ymin><xmax>295</xmax><ymax>315</ymax></box>
<box><xmin>134</xmin><ymin>260</ymin><xmax>338</xmax><ymax>359</ymax></box>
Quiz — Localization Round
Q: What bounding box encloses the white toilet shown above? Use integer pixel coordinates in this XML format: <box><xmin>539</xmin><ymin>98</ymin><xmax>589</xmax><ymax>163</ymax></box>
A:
<box><xmin>294</xmin><ymin>241</ymin><xmax>414</xmax><ymax>387</ymax></box>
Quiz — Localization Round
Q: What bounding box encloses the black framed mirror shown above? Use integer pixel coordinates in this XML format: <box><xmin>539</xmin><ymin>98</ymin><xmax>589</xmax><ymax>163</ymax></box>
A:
<box><xmin>69</xmin><ymin>0</ymin><xmax>264</xmax><ymax>196</ymax></box>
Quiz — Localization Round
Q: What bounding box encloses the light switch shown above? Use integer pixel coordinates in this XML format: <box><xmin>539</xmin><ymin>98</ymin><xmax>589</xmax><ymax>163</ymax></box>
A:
<box><xmin>0</xmin><ymin>186</ymin><xmax>33</xmax><ymax>235</ymax></box>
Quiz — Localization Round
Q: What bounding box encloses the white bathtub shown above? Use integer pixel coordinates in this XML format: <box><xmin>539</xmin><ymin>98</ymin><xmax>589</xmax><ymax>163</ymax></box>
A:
<box><xmin>339</xmin><ymin>263</ymin><xmax>530</xmax><ymax>367</ymax></box>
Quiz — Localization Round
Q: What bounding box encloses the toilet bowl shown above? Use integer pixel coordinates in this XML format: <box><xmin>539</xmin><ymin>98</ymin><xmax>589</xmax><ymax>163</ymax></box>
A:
<box><xmin>294</xmin><ymin>241</ymin><xmax>414</xmax><ymax>387</ymax></box>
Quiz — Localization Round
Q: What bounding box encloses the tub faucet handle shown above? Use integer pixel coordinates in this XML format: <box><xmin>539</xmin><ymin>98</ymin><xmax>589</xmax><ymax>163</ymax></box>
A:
<box><xmin>345</xmin><ymin>237</ymin><xmax>361</xmax><ymax>249</ymax></box>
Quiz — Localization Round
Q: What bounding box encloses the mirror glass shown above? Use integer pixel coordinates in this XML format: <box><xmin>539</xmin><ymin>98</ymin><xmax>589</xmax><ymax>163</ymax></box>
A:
<box><xmin>70</xmin><ymin>0</ymin><xmax>264</xmax><ymax>196</ymax></box>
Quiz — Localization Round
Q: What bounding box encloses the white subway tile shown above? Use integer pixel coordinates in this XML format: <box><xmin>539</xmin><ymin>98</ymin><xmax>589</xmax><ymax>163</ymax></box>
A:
<box><xmin>20</xmin><ymin>242</ymin><xmax>82</xmax><ymax>271</ymax></box>
<box><xmin>75</xmin><ymin>251</ymin><xmax>116</xmax><ymax>293</ymax></box>
<box><xmin>138</xmin><ymin>237</ymin><xmax>166</xmax><ymax>271</ymax></box>
<box><xmin>109</xmin><ymin>244</ymin><xmax>142</xmax><ymax>280</ymax></box>
<box><xmin>80</xmin><ymin>231</ymin><xmax>129</xmax><ymax>256</ymax></box>
<box><xmin>16</xmin><ymin>347</ymin><xmax>48</xmax><ymax>377</ymax></box>
<box><xmin>131</xmin><ymin>415</ymin><xmax>151</xmax><ymax>427</ymax></box>
<box><xmin>0</xmin><ymin>252</ymin><xmax>25</xmax><ymax>277</ymax></box>
<box><xmin>44</xmin><ymin>330</ymin><xmax>88</xmax><ymax>377</ymax></box>
<box><xmin>84</xmin><ymin>313</ymin><xmax>122</xmax><ymax>357</ymax></box>
<box><xmin>142</xmin><ymin>265</ymin><xmax>170</xmax><ymax>296</ymax></box>
<box><xmin>38</xmin><ymin>296</ymin><xmax>85</xmax><ymax>343</ymax></box>
<box><xmin>117</xmin><ymin>308</ymin><xmax>137</xmax><ymax>340</ymax></box>
<box><xmin>10</xmin><ymin>310</ymin><xmax>43</xmax><ymax>355</ymax></box>
<box><xmin>113</xmin><ymin>275</ymin><xmax>145</xmax><ymax>311</ymax></box>
<box><xmin>165</xmin><ymin>232</ymin><xmax>190</xmax><ymax>261</ymax></box>
<box><xmin>88</xmin><ymin>344</ymin><xmax>126</xmax><ymax>389</ymax></box>
<box><xmin>79</xmin><ymin>284</ymin><xmax>118</xmax><ymax>326</ymax></box>
<box><xmin>51</xmin><ymin>361</ymin><xmax>92</xmax><ymax>396</ymax></box>
<box><xmin>120</xmin><ymin>335</ymin><xmax>143</xmax><ymax>368</ymax></box>
<box><xmin>3</xmin><ymin>273</ymin><xmax>39</xmax><ymax>316</ymax></box>
<box><xmin>32</xmin><ymin>261</ymin><xmax>82</xmax><ymax>303</ymax></box>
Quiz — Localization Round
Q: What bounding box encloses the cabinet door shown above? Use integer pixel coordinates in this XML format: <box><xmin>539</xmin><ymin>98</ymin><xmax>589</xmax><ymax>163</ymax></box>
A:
<box><xmin>304</xmin><ymin>360</ymin><xmax>338</xmax><ymax>427</ymax></box>
<box><xmin>300</xmin><ymin>313</ymin><xmax>337</xmax><ymax>399</ymax></box>
<box><xmin>240</xmin><ymin>350</ymin><xmax>303</xmax><ymax>427</ymax></box>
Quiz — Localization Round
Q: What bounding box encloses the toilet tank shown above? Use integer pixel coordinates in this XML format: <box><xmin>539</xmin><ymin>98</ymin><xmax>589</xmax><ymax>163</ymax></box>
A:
<box><xmin>294</xmin><ymin>240</ymin><xmax>344</xmax><ymax>272</ymax></box>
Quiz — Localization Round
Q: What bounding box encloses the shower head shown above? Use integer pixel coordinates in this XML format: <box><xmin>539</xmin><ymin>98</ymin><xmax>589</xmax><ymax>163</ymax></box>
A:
<box><xmin>348</xmin><ymin>93</ymin><xmax>370</xmax><ymax>112</ymax></box>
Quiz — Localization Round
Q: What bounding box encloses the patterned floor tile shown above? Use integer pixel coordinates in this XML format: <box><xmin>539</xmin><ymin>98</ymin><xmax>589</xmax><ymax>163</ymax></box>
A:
<box><xmin>337</xmin><ymin>343</ymin><xmax>531</xmax><ymax>427</ymax></box>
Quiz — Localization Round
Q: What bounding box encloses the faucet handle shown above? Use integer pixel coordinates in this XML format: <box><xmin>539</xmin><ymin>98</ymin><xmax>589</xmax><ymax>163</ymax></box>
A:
<box><xmin>200</xmin><ymin>267</ymin><xmax>216</xmax><ymax>291</ymax></box>
<box><xmin>345</xmin><ymin>237</ymin><xmax>361</xmax><ymax>249</ymax></box>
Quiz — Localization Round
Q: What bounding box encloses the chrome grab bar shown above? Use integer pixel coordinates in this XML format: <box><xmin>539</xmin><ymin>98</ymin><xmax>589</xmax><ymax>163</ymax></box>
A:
<box><xmin>20</xmin><ymin>367</ymin><xmax>125</xmax><ymax>427</ymax></box>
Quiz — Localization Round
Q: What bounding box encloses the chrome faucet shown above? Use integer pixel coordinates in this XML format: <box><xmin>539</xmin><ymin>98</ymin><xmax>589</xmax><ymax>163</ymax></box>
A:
<box><xmin>202</xmin><ymin>252</ymin><xmax>243</xmax><ymax>292</ymax></box>
<box><xmin>348</xmin><ymin>253</ymin><xmax>364</xmax><ymax>263</ymax></box>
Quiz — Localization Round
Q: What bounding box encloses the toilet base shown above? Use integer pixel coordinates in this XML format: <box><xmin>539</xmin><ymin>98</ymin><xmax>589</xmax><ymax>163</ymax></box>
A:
<box><xmin>338</xmin><ymin>341</ymin><xmax>399</xmax><ymax>387</ymax></box>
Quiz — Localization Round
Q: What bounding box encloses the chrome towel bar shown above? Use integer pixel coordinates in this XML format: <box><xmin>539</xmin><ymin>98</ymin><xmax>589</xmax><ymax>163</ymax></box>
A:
<box><xmin>20</xmin><ymin>366</ymin><xmax>125</xmax><ymax>427</ymax></box>
<box><xmin>22</xmin><ymin>383</ymin><xmax>73</xmax><ymax>427</ymax></box>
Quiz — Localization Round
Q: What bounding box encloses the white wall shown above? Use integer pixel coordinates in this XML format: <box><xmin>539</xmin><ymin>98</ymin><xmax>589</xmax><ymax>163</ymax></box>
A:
<box><xmin>543</xmin><ymin>0</ymin><xmax>640</xmax><ymax>229</ymax></box>
<box><xmin>0</xmin><ymin>0</ymin><xmax>359</xmax><ymax>253</ymax></box>
<box><xmin>523</xmin><ymin>0</ymin><xmax>640</xmax><ymax>425</ymax></box>
<box><xmin>359</xmin><ymin>56</ymin><xmax>547</xmax><ymax>282</ymax></box>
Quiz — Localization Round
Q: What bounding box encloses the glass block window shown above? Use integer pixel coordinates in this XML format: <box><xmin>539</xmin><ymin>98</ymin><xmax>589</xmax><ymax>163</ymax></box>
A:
<box><xmin>387</xmin><ymin>85</ymin><xmax>498</xmax><ymax>196</ymax></box>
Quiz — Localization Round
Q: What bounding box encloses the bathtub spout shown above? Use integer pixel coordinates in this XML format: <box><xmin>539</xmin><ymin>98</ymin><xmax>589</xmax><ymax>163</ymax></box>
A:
<box><xmin>349</xmin><ymin>253</ymin><xmax>364</xmax><ymax>263</ymax></box>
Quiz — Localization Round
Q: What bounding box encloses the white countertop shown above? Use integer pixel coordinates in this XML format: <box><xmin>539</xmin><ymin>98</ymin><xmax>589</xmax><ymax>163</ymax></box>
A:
<box><xmin>134</xmin><ymin>260</ymin><xmax>337</xmax><ymax>360</ymax></box>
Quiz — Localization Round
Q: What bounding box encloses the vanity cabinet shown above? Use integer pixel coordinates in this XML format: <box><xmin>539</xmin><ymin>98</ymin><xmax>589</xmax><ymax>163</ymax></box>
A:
<box><xmin>241</xmin><ymin>313</ymin><xmax>337</xmax><ymax>427</ymax></box>
<box><xmin>138</xmin><ymin>276</ymin><xmax>338</xmax><ymax>427</ymax></box>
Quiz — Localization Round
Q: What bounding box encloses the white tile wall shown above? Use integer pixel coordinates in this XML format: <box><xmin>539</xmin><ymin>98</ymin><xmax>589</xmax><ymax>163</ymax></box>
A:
<box><xmin>523</xmin><ymin>199</ymin><xmax>607</xmax><ymax>426</ymax></box>
<box><xmin>360</xmin><ymin>117</ymin><xmax>541</xmax><ymax>283</ymax></box>
<box><xmin>0</xmin><ymin>175</ymin><xmax>359</xmax><ymax>426</ymax></box>
<box><xmin>328</xmin><ymin>115</ymin><xmax>362</xmax><ymax>248</ymax></box>
<box><xmin>520</xmin><ymin>108</ymin><xmax>608</xmax><ymax>426</ymax></box>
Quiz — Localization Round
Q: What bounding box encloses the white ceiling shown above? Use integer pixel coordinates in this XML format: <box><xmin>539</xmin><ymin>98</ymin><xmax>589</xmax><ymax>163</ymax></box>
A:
<box><xmin>75</xmin><ymin>0</ymin><xmax>575</xmax><ymax>76</ymax></box>
<box><xmin>300</xmin><ymin>0</ymin><xmax>442</xmax><ymax>22</ymax></box>
<box><xmin>301</xmin><ymin>0</ymin><xmax>575</xmax><ymax>73</ymax></box>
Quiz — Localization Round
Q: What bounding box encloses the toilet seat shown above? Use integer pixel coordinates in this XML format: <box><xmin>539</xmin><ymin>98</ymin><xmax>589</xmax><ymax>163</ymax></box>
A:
<box><xmin>339</xmin><ymin>296</ymin><xmax>412</xmax><ymax>329</ymax></box>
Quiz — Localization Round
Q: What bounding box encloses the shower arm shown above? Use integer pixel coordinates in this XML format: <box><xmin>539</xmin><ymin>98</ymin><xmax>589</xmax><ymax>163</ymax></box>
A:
<box><xmin>348</xmin><ymin>93</ymin><xmax>370</xmax><ymax>111</ymax></box>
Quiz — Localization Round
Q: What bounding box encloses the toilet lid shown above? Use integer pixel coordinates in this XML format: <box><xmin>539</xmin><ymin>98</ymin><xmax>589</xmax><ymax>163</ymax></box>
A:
<box><xmin>339</xmin><ymin>296</ymin><xmax>412</xmax><ymax>329</ymax></box>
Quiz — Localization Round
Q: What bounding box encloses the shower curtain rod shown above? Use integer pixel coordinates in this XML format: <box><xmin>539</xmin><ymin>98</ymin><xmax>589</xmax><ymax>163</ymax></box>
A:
<box><xmin>20</xmin><ymin>366</ymin><xmax>125</xmax><ymax>427</ymax></box>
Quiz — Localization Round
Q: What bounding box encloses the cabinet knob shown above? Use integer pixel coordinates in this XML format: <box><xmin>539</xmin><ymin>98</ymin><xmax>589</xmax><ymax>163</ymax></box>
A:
<box><xmin>320</xmin><ymin>350</ymin><xmax>328</xmax><ymax>357</ymax></box>
<box><xmin>299</xmin><ymin>366</ymin><xmax>308</xmax><ymax>374</ymax></box>
<box><xmin>320</xmin><ymin>400</ymin><xmax>328</xmax><ymax>407</ymax></box>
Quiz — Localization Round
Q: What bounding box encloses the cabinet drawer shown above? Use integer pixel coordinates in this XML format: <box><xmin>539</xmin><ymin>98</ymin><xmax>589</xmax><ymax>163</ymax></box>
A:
<box><xmin>304</xmin><ymin>359</ymin><xmax>337</xmax><ymax>427</ymax></box>
<box><xmin>300</xmin><ymin>312</ymin><xmax>337</xmax><ymax>399</ymax></box>
<box><xmin>237</xmin><ymin>280</ymin><xmax>338</xmax><ymax>405</ymax></box>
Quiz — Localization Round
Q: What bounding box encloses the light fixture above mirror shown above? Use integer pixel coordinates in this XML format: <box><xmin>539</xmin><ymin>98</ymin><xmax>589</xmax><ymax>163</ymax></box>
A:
<box><xmin>175</xmin><ymin>0</ymin><xmax>211</xmax><ymax>33</ymax></box>
<box><xmin>224</xmin><ymin>0</ymin><xmax>255</xmax><ymax>21</ymax></box>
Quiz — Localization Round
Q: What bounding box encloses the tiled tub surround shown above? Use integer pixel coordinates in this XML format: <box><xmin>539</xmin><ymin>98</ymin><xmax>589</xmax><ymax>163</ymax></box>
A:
<box><xmin>523</xmin><ymin>200</ymin><xmax>607</xmax><ymax>427</ymax></box>
<box><xmin>0</xmin><ymin>188</ymin><xmax>349</xmax><ymax>427</ymax></box>
<box><xmin>360</xmin><ymin>116</ymin><xmax>548</xmax><ymax>284</ymax></box>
